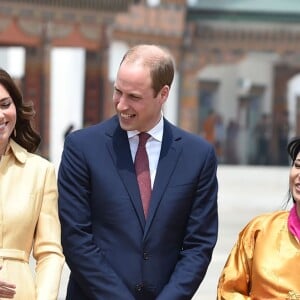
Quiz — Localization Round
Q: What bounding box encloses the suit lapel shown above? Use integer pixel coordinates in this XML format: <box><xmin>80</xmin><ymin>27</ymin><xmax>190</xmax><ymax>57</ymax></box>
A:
<box><xmin>106</xmin><ymin>118</ymin><xmax>146</xmax><ymax>229</ymax></box>
<box><xmin>144</xmin><ymin>120</ymin><xmax>182</xmax><ymax>236</ymax></box>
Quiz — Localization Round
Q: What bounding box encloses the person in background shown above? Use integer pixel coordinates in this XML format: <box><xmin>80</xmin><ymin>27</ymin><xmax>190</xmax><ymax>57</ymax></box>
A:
<box><xmin>58</xmin><ymin>44</ymin><xmax>218</xmax><ymax>300</ymax></box>
<box><xmin>63</xmin><ymin>124</ymin><xmax>74</xmax><ymax>139</ymax></box>
<box><xmin>277</xmin><ymin>110</ymin><xmax>290</xmax><ymax>165</ymax></box>
<box><xmin>253</xmin><ymin>113</ymin><xmax>272</xmax><ymax>165</ymax></box>
<box><xmin>225</xmin><ymin>119</ymin><xmax>239</xmax><ymax>164</ymax></box>
<box><xmin>214</xmin><ymin>113</ymin><xmax>225</xmax><ymax>163</ymax></box>
<box><xmin>0</xmin><ymin>68</ymin><xmax>64</xmax><ymax>299</ymax></box>
<box><xmin>203</xmin><ymin>109</ymin><xmax>216</xmax><ymax>145</ymax></box>
<box><xmin>217</xmin><ymin>136</ymin><xmax>300</xmax><ymax>299</ymax></box>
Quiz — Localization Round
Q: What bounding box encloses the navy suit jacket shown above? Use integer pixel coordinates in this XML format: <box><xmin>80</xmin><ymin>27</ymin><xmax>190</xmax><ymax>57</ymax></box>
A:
<box><xmin>58</xmin><ymin>115</ymin><xmax>218</xmax><ymax>300</ymax></box>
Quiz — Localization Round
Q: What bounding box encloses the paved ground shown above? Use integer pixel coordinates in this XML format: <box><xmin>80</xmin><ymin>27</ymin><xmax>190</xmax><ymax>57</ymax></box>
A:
<box><xmin>52</xmin><ymin>165</ymin><xmax>290</xmax><ymax>299</ymax></box>
<box><xmin>193</xmin><ymin>165</ymin><xmax>290</xmax><ymax>300</ymax></box>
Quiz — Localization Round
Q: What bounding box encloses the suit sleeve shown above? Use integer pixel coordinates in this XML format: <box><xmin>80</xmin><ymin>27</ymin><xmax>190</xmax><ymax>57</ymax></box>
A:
<box><xmin>157</xmin><ymin>145</ymin><xmax>219</xmax><ymax>300</ymax></box>
<box><xmin>58</xmin><ymin>134</ymin><xmax>135</xmax><ymax>299</ymax></box>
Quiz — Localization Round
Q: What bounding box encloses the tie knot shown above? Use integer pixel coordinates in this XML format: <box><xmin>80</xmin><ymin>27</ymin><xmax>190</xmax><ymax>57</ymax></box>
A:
<box><xmin>138</xmin><ymin>132</ymin><xmax>150</xmax><ymax>147</ymax></box>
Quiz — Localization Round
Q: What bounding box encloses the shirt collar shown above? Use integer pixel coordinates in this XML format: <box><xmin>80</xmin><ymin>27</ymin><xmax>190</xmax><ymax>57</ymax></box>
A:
<box><xmin>127</xmin><ymin>115</ymin><xmax>164</xmax><ymax>142</ymax></box>
<box><xmin>5</xmin><ymin>139</ymin><xmax>27</xmax><ymax>164</ymax></box>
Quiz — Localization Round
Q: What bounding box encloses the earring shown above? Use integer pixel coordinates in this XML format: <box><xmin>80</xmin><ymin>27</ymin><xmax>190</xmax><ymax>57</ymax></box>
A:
<box><xmin>13</xmin><ymin>128</ymin><xmax>16</xmax><ymax>137</ymax></box>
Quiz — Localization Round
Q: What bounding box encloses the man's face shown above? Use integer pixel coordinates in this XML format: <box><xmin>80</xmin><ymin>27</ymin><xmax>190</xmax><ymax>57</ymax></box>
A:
<box><xmin>113</xmin><ymin>62</ymin><xmax>167</xmax><ymax>132</ymax></box>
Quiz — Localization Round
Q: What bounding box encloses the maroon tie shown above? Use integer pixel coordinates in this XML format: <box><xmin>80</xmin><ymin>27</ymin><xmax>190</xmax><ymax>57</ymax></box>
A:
<box><xmin>134</xmin><ymin>132</ymin><xmax>151</xmax><ymax>217</ymax></box>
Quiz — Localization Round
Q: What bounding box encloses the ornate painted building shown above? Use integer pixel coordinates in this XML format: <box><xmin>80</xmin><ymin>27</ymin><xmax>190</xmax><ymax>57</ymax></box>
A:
<box><xmin>1</xmin><ymin>0</ymin><xmax>300</xmax><ymax>165</ymax></box>
<box><xmin>184</xmin><ymin>1</ymin><xmax>300</xmax><ymax>165</ymax></box>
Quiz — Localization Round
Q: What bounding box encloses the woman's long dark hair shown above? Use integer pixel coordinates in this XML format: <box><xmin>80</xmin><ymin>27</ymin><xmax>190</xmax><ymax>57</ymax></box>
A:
<box><xmin>0</xmin><ymin>68</ymin><xmax>41</xmax><ymax>153</ymax></box>
<box><xmin>284</xmin><ymin>159</ymin><xmax>296</xmax><ymax>209</ymax></box>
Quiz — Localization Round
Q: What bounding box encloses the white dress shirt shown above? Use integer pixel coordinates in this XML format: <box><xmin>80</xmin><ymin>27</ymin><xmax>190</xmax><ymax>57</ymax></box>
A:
<box><xmin>128</xmin><ymin>117</ymin><xmax>164</xmax><ymax>188</ymax></box>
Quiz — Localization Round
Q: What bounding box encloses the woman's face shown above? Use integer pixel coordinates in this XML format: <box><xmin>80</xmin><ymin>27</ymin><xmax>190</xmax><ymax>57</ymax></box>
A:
<box><xmin>0</xmin><ymin>84</ymin><xmax>16</xmax><ymax>155</ymax></box>
<box><xmin>290</xmin><ymin>152</ymin><xmax>300</xmax><ymax>216</ymax></box>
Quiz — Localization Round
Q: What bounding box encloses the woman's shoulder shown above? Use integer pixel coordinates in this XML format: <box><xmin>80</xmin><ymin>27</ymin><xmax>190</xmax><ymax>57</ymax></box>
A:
<box><xmin>241</xmin><ymin>210</ymin><xmax>288</xmax><ymax>235</ymax></box>
<box><xmin>250</xmin><ymin>210</ymin><xmax>288</xmax><ymax>224</ymax></box>
<box><xmin>27</xmin><ymin>152</ymin><xmax>54</xmax><ymax>167</ymax></box>
<box><xmin>10</xmin><ymin>139</ymin><xmax>54</xmax><ymax>169</ymax></box>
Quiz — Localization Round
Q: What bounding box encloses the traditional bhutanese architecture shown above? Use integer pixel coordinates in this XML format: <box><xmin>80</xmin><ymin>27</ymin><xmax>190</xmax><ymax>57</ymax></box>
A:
<box><xmin>0</xmin><ymin>0</ymin><xmax>185</xmax><ymax>158</ymax></box>
<box><xmin>1</xmin><ymin>0</ymin><xmax>300</xmax><ymax>165</ymax></box>
<box><xmin>184</xmin><ymin>0</ymin><xmax>300</xmax><ymax>164</ymax></box>
<box><xmin>0</xmin><ymin>0</ymin><xmax>135</xmax><ymax>157</ymax></box>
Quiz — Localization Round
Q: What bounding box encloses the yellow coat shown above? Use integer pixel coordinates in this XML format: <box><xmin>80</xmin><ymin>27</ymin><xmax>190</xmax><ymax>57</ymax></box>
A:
<box><xmin>0</xmin><ymin>139</ymin><xmax>64</xmax><ymax>300</ymax></box>
<box><xmin>217</xmin><ymin>211</ymin><xmax>300</xmax><ymax>300</ymax></box>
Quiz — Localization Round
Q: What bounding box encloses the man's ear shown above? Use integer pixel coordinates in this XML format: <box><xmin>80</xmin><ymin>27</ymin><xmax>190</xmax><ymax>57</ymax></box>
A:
<box><xmin>158</xmin><ymin>85</ymin><xmax>170</xmax><ymax>104</ymax></box>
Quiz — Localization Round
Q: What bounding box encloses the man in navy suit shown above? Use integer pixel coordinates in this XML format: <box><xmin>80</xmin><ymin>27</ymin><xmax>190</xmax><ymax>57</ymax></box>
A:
<box><xmin>58</xmin><ymin>44</ymin><xmax>218</xmax><ymax>300</ymax></box>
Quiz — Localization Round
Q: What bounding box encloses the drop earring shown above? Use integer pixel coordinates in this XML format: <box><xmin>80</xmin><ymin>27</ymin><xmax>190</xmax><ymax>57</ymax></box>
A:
<box><xmin>13</xmin><ymin>128</ymin><xmax>16</xmax><ymax>137</ymax></box>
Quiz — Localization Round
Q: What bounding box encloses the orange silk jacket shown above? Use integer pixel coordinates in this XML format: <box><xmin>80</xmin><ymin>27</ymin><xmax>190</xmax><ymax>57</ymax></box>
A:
<box><xmin>217</xmin><ymin>211</ymin><xmax>300</xmax><ymax>300</ymax></box>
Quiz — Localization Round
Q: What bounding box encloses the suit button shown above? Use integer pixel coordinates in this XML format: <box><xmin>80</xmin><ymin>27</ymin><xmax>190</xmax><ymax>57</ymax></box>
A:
<box><xmin>143</xmin><ymin>252</ymin><xmax>149</xmax><ymax>260</ymax></box>
<box><xmin>135</xmin><ymin>283</ymin><xmax>143</xmax><ymax>292</ymax></box>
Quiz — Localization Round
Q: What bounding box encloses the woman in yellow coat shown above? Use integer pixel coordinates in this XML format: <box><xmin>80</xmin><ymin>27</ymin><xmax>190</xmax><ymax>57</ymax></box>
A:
<box><xmin>217</xmin><ymin>136</ymin><xmax>300</xmax><ymax>299</ymax></box>
<box><xmin>0</xmin><ymin>68</ymin><xmax>64</xmax><ymax>299</ymax></box>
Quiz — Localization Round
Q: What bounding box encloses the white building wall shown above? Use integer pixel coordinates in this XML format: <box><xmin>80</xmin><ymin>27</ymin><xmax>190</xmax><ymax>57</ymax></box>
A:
<box><xmin>198</xmin><ymin>64</ymin><xmax>237</xmax><ymax>123</ymax></box>
<box><xmin>287</xmin><ymin>74</ymin><xmax>300</xmax><ymax>138</ymax></box>
<box><xmin>198</xmin><ymin>53</ymin><xmax>278</xmax><ymax>164</ymax></box>
<box><xmin>109</xmin><ymin>41</ymin><xmax>128</xmax><ymax>82</ymax></box>
<box><xmin>163</xmin><ymin>71</ymin><xmax>179</xmax><ymax>125</ymax></box>
<box><xmin>237</xmin><ymin>53</ymin><xmax>278</xmax><ymax>163</ymax></box>
<box><xmin>0</xmin><ymin>47</ymin><xmax>25</xmax><ymax>77</ymax></box>
<box><xmin>49</xmin><ymin>48</ymin><xmax>85</xmax><ymax>168</ymax></box>
<box><xmin>237</xmin><ymin>52</ymin><xmax>278</xmax><ymax>113</ymax></box>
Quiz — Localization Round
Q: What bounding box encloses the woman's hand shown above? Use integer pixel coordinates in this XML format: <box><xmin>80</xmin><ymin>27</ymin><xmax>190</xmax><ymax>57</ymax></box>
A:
<box><xmin>0</xmin><ymin>267</ymin><xmax>16</xmax><ymax>298</ymax></box>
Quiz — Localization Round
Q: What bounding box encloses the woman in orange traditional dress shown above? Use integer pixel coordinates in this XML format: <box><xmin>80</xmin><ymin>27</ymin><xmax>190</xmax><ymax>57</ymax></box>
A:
<box><xmin>217</xmin><ymin>136</ymin><xmax>300</xmax><ymax>300</ymax></box>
